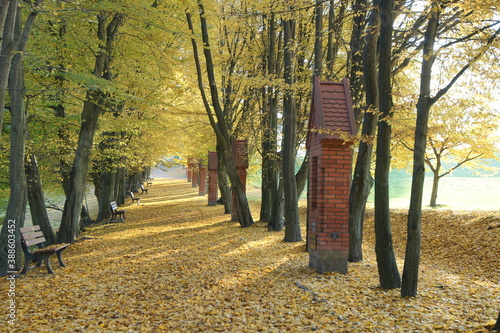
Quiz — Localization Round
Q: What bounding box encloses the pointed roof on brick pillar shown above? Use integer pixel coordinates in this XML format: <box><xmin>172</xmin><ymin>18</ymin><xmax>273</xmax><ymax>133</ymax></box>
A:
<box><xmin>307</xmin><ymin>76</ymin><xmax>357</xmax><ymax>149</ymax></box>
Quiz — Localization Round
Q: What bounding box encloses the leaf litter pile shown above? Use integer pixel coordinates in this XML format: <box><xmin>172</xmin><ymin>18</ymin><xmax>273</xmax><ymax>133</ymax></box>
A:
<box><xmin>2</xmin><ymin>178</ymin><xmax>499</xmax><ymax>332</ymax></box>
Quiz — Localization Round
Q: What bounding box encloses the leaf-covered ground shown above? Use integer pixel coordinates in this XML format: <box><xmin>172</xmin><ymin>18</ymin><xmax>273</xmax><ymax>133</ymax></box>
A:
<box><xmin>2</xmin><ymin>178</ymin><xmax>499</xmax><ymax>332</ymax></box>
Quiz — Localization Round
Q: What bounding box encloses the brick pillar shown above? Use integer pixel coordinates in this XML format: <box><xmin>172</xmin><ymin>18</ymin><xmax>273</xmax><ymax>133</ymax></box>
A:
<box><xmin>307</xmin><ymin>140</ymin><xmax>352</xmax><ymax>274</ymax></box>
<box><xmin>231</xmin><ymin>140</ymin><xmax>248</xmax><ymax>221</ymax></box>
<box><xmin>208</xmin><ymin>151</ymin><xmax>218</xmax><ymax>206</ymax></box>
<box><xmin>187</xmin><ymin>157</ymin><xmax>193</xmax><ymax>182</ymax></box>
<box><xmin>199</xmin><ymin>160</ymin><xmax>206</xmax><ymax>196</ymax></box>
<box><xmin>191</xmin><ymin>158</ymin><xmax>198</xmax><ymax>188</ymax></box>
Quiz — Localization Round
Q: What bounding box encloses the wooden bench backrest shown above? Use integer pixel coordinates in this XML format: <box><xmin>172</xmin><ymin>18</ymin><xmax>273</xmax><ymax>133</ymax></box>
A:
<box><xmin>19</xmin><ymin>225</ymin><xmax>46</xmax><ymax>247</ymax></box>
<box><xmin>130</xmin><ymin>192</ymin><xmax>135</xmax><ymax>198</ymax></box>
<box><xmin>110</xmin><ymin>201</ymin><xmax>119</xmax><ymax>212</ymax></box>
<box><xmin>140</xmin><ymin>185</ymin><xmax>145</xmax><ymax>190</ymax></box>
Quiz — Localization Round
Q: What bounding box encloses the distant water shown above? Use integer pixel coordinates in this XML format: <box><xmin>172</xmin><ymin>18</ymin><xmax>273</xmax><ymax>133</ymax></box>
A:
<box><xmin>367</xmin><ymin>176</ymin><xmax>500</xmax><ymax>210</ymax></box>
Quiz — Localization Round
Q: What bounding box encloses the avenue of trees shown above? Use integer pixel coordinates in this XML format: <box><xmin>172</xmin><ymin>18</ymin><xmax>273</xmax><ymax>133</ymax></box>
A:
<box><xmin>1</xmin><ymin>0</ymin><xmax>499</xmax><ymax>303</ymax></box>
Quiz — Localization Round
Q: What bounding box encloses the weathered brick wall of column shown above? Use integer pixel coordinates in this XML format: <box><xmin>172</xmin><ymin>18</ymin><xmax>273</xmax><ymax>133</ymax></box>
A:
<box><xmin>187</xmin><ymin>157</ymin><xmax>193</xmax><ymax>182</ymax></box>
<box><xmin>191</xmin><ymin>158</ymin><xmax>199</xmax><ymax>188</ymax></box>
<box><xmin>308</xmin><ymin>139</ymin><xmax>352</xmax><ymax>274</ymax></box>
<box><xmin>208</xmin><ymin>152</ymin><xmax>218</xmax><ymax>206</ymax></box>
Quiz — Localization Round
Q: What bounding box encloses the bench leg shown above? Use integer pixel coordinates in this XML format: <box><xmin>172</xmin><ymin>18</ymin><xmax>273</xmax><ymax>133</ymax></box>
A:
<box><xmin>56</xmin><ymin>250</ymin><xmax>66</xmax><ymax>267</ymax></box>
<box><xmin>43</xmin><ymin>255</ymin><xmax>55</xmax><ymax>274</ymax></box>
<box><xmin>21</xmin><ymin>257</ymin><xmax>30</xmax><ymax>274</ymax></box>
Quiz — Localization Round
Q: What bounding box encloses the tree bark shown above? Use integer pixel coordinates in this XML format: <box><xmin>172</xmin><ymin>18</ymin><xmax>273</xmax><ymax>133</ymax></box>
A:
<box><xmin>260</xmin><ymin>13</ymin><xmax>279</xmax><ymax>223</ymax></box>
<box><xmin>187</xmin><ymin>2</ymin><xmax>254</xmax><ymax>227</ymax></box>
<box><xmin>0</xmin><ymin>0</ymin><xmax>17</xmax><ymax>134</ymax></box>
<box><xmin>217</xmin><ymin>140</ymin><xmax>232</xmax><ymax>214</ymax></box>
<box><xmin>282</xmin><ymin>18</ymin><xmax>301</xmax><ymax>242</ymax></box>
<box><xmin>348</xmin><ymin>0</ymin><xmax>368</xmax><ymax>124</ymax></box>
<box><xmin>57</xmin><ymin>13</ymin><xmax>123</xmax><ymax>243</ymax></box>
<box><xmin>401</xmin><ymin>3</ymin><xmax>440</xmax><ymax>297</ymax></box>
<box><xmin>374</xmin><ymin>0</ymin><xmax>401</xmax><ymax>289</ymax></box>
<box><xmin>493</xmin><ymin>310</ymin><xmax>500</xmax><ymax>331</ymax></box>
<box><xmin>348</xmin><ymin>0</ymin><xmax>379</xmax><ymax>263</ymax></box>
<box><xmin>429</xmin><ymin>171</ymin><xmax>440</xmax><ymax>207</ymax></box>
<box><xmin>0</xmin><ymin>0</ymin><xmax>41</xmax><ymax>276</ymax></box>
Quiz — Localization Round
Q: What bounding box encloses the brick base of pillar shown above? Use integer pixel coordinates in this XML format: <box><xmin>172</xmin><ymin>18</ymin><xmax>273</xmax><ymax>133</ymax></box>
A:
<box><xmin>308</xmin><ymin>251</ymin><xmax>348</xmax><ymax>274</ymax></box>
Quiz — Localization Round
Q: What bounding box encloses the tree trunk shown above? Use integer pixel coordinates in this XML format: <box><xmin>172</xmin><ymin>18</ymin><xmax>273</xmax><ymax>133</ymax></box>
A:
<box><xmin>188</xmin><ymin>2</ymin><xmax>254</xmax><ymax>227</ymax></box>
<box><xmin>57</xmin><ymin>13</ymin><xmax>122</xmax><ymax>244</ymax></box>
<box><xmin>493</xmin><ymin>310</ymin><xmax>500</xmax><ymax>331</ymax></box>
<box><xmin>401</xmin><ymin>3</ymin><xmax>440</xmax><ymax>297</ymax></box>
<box><xmin>314</xmin><ymin>0</ymin><xmax>322</xmax><ymax>77</ymax></box>
<box><xmin>429</xmin><ymin>171</ymin><xmax>440</xmax><ymax>207</ymax></box>
<box><xmin>348</xmin><ymin>0</ymin><xmax>379</xmax><ymax>263</ymax></box>
<box><xmin>348</xmin><ymin>0</ymin><xmax>368</xmax><ymax>124</ymax></box>
<box><xmin>268</xmin><ymin>178</ymin><xmax>284</xmax><ymax>232</ymax></box>
<box><xmin>282</xmin><ymin>18</ymin><xmax>301</xmax><ymax>242</ymax></box>
<box><xmin>0</xmin><ymin>0</ymin><xmax>17</xmax><ymax>134</ymax></box>
<box><xmin>374</xmin><ymin>0</ymin><xmax>401</xmax><ymax>289</ymax></box>
<box><xmin>295</xmin><ymin>154</ymin><xmax>308</xmax><ymax>199</ymax></box>
<box><xmin>325</xmin><ymin>0</ymin><xmax>347</xmax><ymax>80</ymax></box>
<box><xmin>260</xmin><ymin>13</ymin><xmax>279</xmax><ymax>223</ymax></box>
<box><xmin>0</xmin><ymin>1</ymin><xmax>40</xmax><ymax>276</ymax></box>
<box><xmin>26</xmin><ymin>153</ymin><xmax>56</xmax><ymax>245</ymax></box>
<box><xmin>217</xmin><ymin>141</ymin><xmax>232</xmax><ymax>214</ymax></box>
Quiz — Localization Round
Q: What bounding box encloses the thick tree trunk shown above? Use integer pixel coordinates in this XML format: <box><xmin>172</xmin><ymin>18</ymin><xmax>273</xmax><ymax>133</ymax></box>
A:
<box><xmin>58</xmin><ymin>90</ymin><xmax>104</xmax><ymax>243</ymax></box>
<box><xmin>295</xmin><ymin>154</ymin><xmax>308</xmax><ymax>199</ymax></box>
<box><xmin>348</xmin><ymin>0</ymin><xmax>379</xmax><ymax>263</ymax></box>
<box><xmin>26</xmin><ymin>153</ymin><xmax>56</xmax><ymax>245</ymax></box>
<box><xmin>0</xmin><ymin>2</ymin><xmax>40</xmax><ymax>275</ymax></box>
<box><xmin>57</xmin><ymin>13</ymin><xmax>122</xmax><ymax>243</ymax></box>
<box><xmin>0</xmin><ymin>52</ymin><xmax>28</xmax><ymax>275</ymax></box>
<box><xmin>374</xmin><ymin>0</ymin><xmax>401</xmax><ymax>289</ymax></box>
<box><xmin>217</xmin><ymin>141</ymin><xmax>232</xmax><ymax>214</ymax></box>
<box><xmin>0</xmin><ymin>0</ymin><xmax>17</xmax><ymax>134</ymax></box>
<box><xmin>282</xmin><ymin>18</ymin><xmax>301</xmax><ymax>242</ymax></box>
<box><xmin>260</xmin><ymin>14</ymin><xmax>279</xmax><ymax>223</ymax></box>
<box><xmin>268</xmin><ymin>179</ymin><xmax>284</xmax><ymax>232</ymax></box>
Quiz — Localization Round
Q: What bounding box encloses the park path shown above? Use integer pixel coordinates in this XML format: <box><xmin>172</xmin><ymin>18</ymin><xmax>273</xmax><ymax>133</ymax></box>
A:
<box><xmin>1</xmin><ymin>178</ymin><xmax>498</xmax><ymax>332</ymax></box>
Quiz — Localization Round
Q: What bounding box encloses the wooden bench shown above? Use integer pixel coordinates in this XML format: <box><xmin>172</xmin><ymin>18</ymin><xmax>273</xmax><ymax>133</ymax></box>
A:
<box><xmin>110</xmin><ymin>201</ymin><xmax>126</xmax><ymax>221</ymax></box>
<box><xmin>19</xmin><ymin>225</ymin><xmax>70</xmax><ymax>275</ymax></box>
<box><xmin>140</xmin><ymin>184</ymin><xmax>149</xmax><ymax>194</ymax></box>
<box><xmin>147</xmin><ymin>177</ymin><xmax>154</xmax><ymax>186</ymax></box>
<box><xmin>129</xmin><ymin>192</ymin><xmax>141</xmax><ymax>205</ymax></box>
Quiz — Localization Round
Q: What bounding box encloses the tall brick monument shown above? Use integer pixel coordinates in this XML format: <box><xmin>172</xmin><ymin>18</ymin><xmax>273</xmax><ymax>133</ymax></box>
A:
<box><xmin>306</xmin><ymin>77</ymin><xmax>356</xmax><ymax>274</ymax></box>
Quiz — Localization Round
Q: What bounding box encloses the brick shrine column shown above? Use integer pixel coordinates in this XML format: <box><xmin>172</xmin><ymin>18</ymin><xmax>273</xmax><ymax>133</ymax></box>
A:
<box><xmin>208</xmin><ymin>151</ymin><xmax>218</xmax><ymax>206</ymax></box>
<box><xmin>231</xmin><ymin>140</ymin><xmax>248</xmax><ymax>221</ymax></box>
<box><xmin>199</xmin><ymin>159</ymin><xmax>207</xmax><ymax>196</ymax></box>
<box><xmin>191</xmin><ymin>158</ymin><xmax>199</xmax><ymax>188</ymax></box>
<box><xmin>307</xmin><ymin>140</ymin><xmax>352</xmax><ymax>274</ymax></box>
<box><xmin>187</xmin><ymin>157</ymin><xmax>193</xmax><ymax>182</ymax></box>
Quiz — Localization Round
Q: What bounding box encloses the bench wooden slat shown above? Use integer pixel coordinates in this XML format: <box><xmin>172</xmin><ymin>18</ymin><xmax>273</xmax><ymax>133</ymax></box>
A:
<box><xmin>34</xmin><ymin>243</ymin><xmax>70</xmax><ymax>254</ymax></box>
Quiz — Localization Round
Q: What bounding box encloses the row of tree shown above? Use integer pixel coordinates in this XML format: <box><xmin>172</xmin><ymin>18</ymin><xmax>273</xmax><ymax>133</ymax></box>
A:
<box><xmin>0</xmin><ymin>0</ymin><xmax>499</xmax><ymax>304</ymax></box>
<box><xmin>182</xmin><ymin>0</ymin><xmax>499</xmax><ymax>299</ymax></box>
